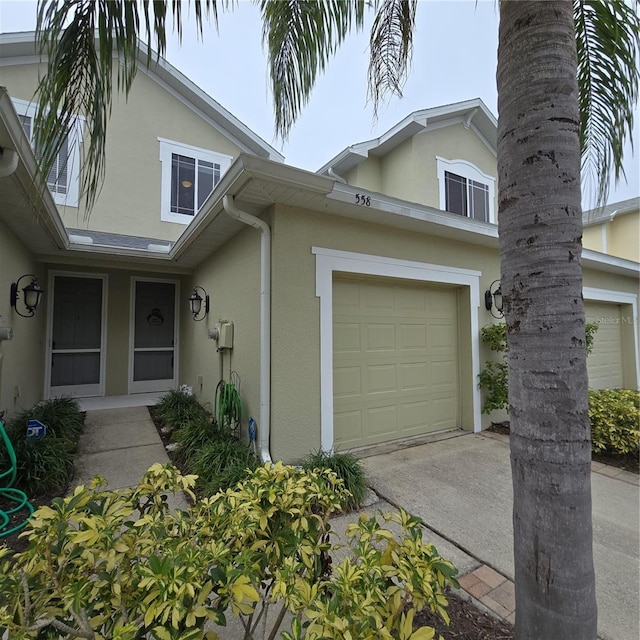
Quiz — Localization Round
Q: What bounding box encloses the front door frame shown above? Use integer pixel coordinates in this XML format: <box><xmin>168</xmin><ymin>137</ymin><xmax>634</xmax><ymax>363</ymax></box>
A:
<box><xmin>45</xmin><ymin>271</ymin><xmax>108</xmax><ymax>399</ymax></box>
<box><xmin>128</xmin><ymin>276</ymin><xmax>180</xmax><ymax>394</ymax></box>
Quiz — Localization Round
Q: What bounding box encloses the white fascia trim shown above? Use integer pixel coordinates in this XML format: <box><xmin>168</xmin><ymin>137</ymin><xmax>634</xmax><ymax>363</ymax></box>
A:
<box><xmin>436</xmin><ymin>156</ymin><xmax>497</xmax><ymax>224</ymax></box>
<box><xmin>469</xmin><ymin>122</ymin><xmax>498</xmax><ymax>158</ymax></box>
<box><xmin>583</xmin><ymin>287</ymin><xmax>639</xmax><ymax>388</ymax></box>
<box><xmin>312</xmin><ymin>246</ymin><xmax>483</xmax><ymax>452</ymax></box>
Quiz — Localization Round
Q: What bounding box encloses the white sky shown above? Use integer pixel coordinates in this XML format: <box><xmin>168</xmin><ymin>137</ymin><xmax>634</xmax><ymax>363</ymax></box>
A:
<box><xmin>1</xmin><ymin>0</ymin><xmax>638</xmax><ymax>207</ymax></box>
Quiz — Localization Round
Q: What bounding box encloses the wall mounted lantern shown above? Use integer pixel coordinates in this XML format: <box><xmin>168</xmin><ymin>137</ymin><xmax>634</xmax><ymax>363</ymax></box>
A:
<box><xmin>10</xmin><ymin>274</ymin><xmax>44</xmax><ymax>318</ymax></box>
<box><xmin>189</xmin><ymin>286</ymin><xmax>209</xmax><ymax>321</ymax></box>
<box><xmin>484</xmin><ymin>280</ymin><xmax>504</xmax><ymax>319</ymax></box>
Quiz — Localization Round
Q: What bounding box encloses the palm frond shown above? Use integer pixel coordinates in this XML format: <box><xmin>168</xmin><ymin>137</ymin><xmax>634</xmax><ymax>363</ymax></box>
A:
<box><xmin>34</xmin><ymin>0</ymin><xmax>224</xmax><ymax>214</ymax></box>
<box><xmin>575</xmin><ymin>0</ymin><xmax>640</xmax><ymax>206</ymax></box>
<box><xmin>259</xmin><ymin>0</ymin><xmax>366</xmax><ymax>139</ymax></box>
<box><xmin>368</xmin><ymin>0</ymin><xmax>417</xmax><ymax>115</ymax></box>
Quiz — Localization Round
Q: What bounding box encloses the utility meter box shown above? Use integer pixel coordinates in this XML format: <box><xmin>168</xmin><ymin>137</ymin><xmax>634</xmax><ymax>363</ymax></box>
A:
<box><xmin>218</xmin><ymin>321</ymin><xmax>234</xmax><ymax>350</ymax></box>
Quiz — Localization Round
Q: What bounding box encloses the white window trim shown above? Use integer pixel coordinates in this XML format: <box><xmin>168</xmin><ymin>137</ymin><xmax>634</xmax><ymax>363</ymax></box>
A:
<box><xmin>158</xmin><ymin>137</ymin><xmax>232</xmax><ymax>225</ymax></box>
<box><xmin>436</xmin><ymin>156</ymin><xmax>496</xmax><ymax>224</ymax></box>
<box><xmin>312</xmin><ymin>246</ymin><xmax>483</xmax><ymax>452</ymax></box>
<box><xmin>12</xmin><ymin>97</ymin><xmax>82</xmax><ymax>208</ymax></box>
<box><xmin>583</xmin><ymin>287</ymin><xmax>640</xmax><ymax>388</ymax></box>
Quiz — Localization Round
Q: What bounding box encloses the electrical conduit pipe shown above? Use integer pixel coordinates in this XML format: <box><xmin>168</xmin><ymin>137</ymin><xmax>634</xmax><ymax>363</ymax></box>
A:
<box><xmin>222</xmin><ymin>195</ymin><xmax>272</xmax><ymax>463</ymax></box>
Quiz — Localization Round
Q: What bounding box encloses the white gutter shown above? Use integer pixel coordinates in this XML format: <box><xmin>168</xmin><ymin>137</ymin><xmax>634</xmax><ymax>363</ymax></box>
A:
<box><xmin>222</xmin><ymin>195</ymin><xmax>272</xmax><ymax>463</ymax></box>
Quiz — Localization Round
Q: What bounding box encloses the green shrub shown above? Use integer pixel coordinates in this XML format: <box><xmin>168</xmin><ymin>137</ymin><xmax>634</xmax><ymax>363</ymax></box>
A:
<box><xmin>589</xmin><ymin>389</ymin><xmax>640</xmax><ymax>455</ymax></box>
<box><xmin>154</xmin><ymin>388</ymin><xmax>209</xmax><ymax>432</ymax></box>
<box><xmin>192</xmin><ymin>437</ymin><xmax>259</xmax><ymax>495</ymax></box>
<box><xmin>1</xmin><ymin>397</ymin><xmax>83</xmax><ymax>495</ymax></box>
<box><xmin>298</xmin><ymin>449</ymin><xmax>367</xmax><ymax>511</ymax></box>
<box><xmin>172</xmin><ymin>413</ymin><xmax>219</xmax><ymax>465</ymax></box>
<box><xmin>5</xmin><ymin>435</ymin><xmax>74</xmax><ymax>496</ymax></box>
<box><xmin>7</xmin><ymin>397</ymin><xmax>84</xmax><ymax>452</ymax></box>
<box><xmin>0</xmin><ymin>463</ymin><xmax>458</xmax><ymax>640</ymax></box>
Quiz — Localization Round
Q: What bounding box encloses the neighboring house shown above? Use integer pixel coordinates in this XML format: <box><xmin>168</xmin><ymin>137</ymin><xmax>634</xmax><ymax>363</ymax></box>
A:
<box><xmin>0</xmin><ymin>33</ymin><xmax>638</xmax><ymax>464</ymax></box>
<box><xmin>583</xmin><ymin>198</ymin><xmax>639</xmax><ymax>263</ymax></box>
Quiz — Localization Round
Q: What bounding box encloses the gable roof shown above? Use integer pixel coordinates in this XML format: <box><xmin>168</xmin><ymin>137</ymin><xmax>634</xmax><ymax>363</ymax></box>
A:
<box><xmin>0</xmin><ymin>31</ymin><xmax>284</xmax><ymax>162</ymax></box>
<box><xmin>317</xmin><ymin>98</ymin><xmax>497</xmax><ymax>177</ymax></box>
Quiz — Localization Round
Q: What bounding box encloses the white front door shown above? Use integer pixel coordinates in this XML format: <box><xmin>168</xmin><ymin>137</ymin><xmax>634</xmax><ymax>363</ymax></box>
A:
<box><xmin>48</xmin><ymin>274</ymin><xmax>106</xmax><ymax>398</ymax></box>
<box><xmin>129</xmin><ymin>279</ymin><xmax>178</xmax><ymax>393</ymax></box>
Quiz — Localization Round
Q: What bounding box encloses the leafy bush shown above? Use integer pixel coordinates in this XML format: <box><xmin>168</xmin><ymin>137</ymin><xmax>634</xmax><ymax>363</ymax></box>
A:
<box><xmin>478</xmin><ymin>322</ymin><xmax>598</xmax><ymax>414</ymax></box>
<box><xmin>0</xmin><ymin>463</ymin><xmax>458</xmax><ymax>640</ymax></box>
<box><xmin>192</xmin><ymin>437</ymin><xmax>259</xmax><ymax>495</ymax></box>
<box><xmin>1</xmin><ymin>397</ymin><xmax>83</xmax><ymax>495</ymax></box>
<box><xmin>589</xmin><ymin>389</ymin><xmax>640</xmax><ymax>455</ymax></box>
<box><xmin>298</xmin><ymin>449</ymin><xmax>367</xmax><ymax>511</ymax></box>
<box><xmin>155</xmin><ymin>388</ymin><xmax>210</xmax><ymax>433</ymax></box>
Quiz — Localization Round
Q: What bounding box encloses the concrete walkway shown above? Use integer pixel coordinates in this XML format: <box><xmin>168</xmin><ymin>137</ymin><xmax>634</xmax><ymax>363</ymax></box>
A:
<box><xmin>363</xmin><ymin>432</ymin><xmax>640</xmax><ymax>640</ymax></box>
<box><xmin>72</xmin><ymin>408</ymin><xmax>638</xmax><ymax>640</ymax></box>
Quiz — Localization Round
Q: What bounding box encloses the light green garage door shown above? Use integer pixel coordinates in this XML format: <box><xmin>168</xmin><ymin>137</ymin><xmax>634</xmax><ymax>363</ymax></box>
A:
<box><xmin>585</xmin><ymin>302</ymin><xmax>623</xmax><ymax>389</ymax></box>
<box><xmin>333</xmin><ymin>276</ymin><xmax>459</xmax><ymax>450</ymax></box>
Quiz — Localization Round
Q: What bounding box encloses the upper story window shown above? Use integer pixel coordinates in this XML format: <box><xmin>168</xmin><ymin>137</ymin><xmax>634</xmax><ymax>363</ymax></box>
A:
<box><xmin>159</xmin><ymin>138</ymin><xmax>232</xmax><ymax>225</ymax></box>
<box><xmin>436</xmin><ymin>157</ymin><xmax>495</xmax><ymax>223</ymax></box>
<box><xmin>12</xmin><ymin>97</ymin><xmax>82</xmax><ymax>208</ymax></box>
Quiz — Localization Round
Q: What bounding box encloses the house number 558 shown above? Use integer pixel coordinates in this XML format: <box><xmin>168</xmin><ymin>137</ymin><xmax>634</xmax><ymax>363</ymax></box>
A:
<box><xmin>355</xmin><ymin>193</ymin><xmax>371</xmax><ymax>206</ymax></box>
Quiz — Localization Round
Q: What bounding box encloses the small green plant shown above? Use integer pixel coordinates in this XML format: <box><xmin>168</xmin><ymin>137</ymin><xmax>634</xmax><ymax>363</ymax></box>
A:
<box><xmin>172</xmin><ymin>413</ymin><xmax>218</xmax><ymax>465</ymax></box>
<box><xmin>192</xmin><ymin>437</ymin><xmax>259</xmax><ymax>495</ymax></box>
<box><xmin>478</xmin><ymin>322</ymin><xmax>598</xmax><ymax>414</ymax></box>
<box><xmin>589</xmin><ymin>389</ymin><xmax>640</xmax><ymax>455</ymax></box>
<box><xmin>298</xmin><ymin>449</ymin><xmax>367</xmax><ymax>511</ymax></box>
<box><xmin>155</xmin><ymin>388</ymin><xmax>209</xmax><ymax>433</ymax></box>
<box><xmin>0</xmin><ymin>462</ymin><xmax>458</xmax><ymax>640</ymax></box>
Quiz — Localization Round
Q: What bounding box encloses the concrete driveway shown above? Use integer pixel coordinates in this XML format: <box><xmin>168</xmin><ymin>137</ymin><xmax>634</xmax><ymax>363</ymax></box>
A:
<box><xmin>361</xmin><ymin>432</ymin><xmax>639</xmax><ymax>640</ymax></box>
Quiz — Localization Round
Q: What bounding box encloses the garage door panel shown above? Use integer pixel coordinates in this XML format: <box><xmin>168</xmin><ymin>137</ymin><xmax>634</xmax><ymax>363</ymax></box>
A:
<box><xmin>365</xmin><ymin>284</ymin><xmax>395</xmax><ymax>310</ymax></box>
<box><xmin>368</xmin><ymin>405</ymin><xmax>398</xmax><ymax>436</ymax></box>
<box><xmin>365</xmin><ymin>324</ymin><xmax>396</xmax><ymax>351</ymax></box>
<box><xmin>334</xmin><ymin>277</ymin><xmax>460</xmax><ymax>449</ymax></box>
<box><xmin>334</xmin><ymin>323</ymin><xmax>361</xmax><ymax>353</ymax></box>
<box><xmin>334</xmin><ymin>410</ymin><xmax>363</xmax><ymax>447</ymax></box>
<box><xmin>367</xmin><ymin>364</ymin><xmax>397</xmax><ymax>394</ymax></box>
<box><xmin>430</xmin><ymin>359</ymin><xmax>457</xmax><ymax>390</ymax></box>
<box><xmin>429</xmin><ymin>321</ymin><xmax>457</xmax><ymax>350</ymax></box>
<box><xmin>334</xmin><ymin>366</ymin><xmax>362</xmax><ymax>398</ymax></box>
<box><xmin>400</xmin><ymin>362</ymin><xmax>428</xmax><ymax>391</ymax></box>
<box><xmin>334</xmin><ymin>281</ymin><xmax>361</xmax><ymax>308</ymax></box>
<box><xmin>399</xmin><ymin>324</ymin><xmax>428</xmax><ymax>349</ymax></box>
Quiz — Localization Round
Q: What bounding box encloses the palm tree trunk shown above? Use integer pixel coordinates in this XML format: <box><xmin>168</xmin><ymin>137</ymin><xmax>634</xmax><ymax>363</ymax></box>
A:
<box><xmin>497</xmin><ymin>1</ymin><xmax>597</xmax><ymax>638</ymax></box>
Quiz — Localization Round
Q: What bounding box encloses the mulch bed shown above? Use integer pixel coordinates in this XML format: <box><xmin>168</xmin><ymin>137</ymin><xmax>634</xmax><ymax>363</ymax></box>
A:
<box><xmin>414</xmin><ymin>592</ymin><xmax>513</xmax><ymax>639</ymax></box>
<box><xmin>0</xmin><ymin>490</ymin><xmax>59</xmax><ymax>553</ymax></box>
<box><xmin>487</xmin><ymin>421</ymin><xmax>639</xmax><ymax>474</ymax></box>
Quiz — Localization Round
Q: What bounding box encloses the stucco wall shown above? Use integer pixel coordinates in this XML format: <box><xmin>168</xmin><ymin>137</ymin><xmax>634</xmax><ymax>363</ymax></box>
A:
<box><xmin>609</xmin><ymin>213</ymin><xmax>639</xmax><ymax>262</ymax></box>
<box><xmin>269</xmin><ymin>204</ymin><xmax>503</xmax><ymax>462</ymax></box>
<box><xmin>0</xmin><ymin>220</ymin><xmax>46</xmax><ymax>418</ymax></box>
<box><xmin>179</xmin><ymin>225</ymin><xmax>262</xmax><ymax>429</ymax></box>
<box><xmin>341</xmin><ymin>123</ymin><xmax>497</xmax><ymax>213</ymax></box>
<box><xmin>1</xmin><ymin>62</ymin><xmax>243</xmax><ymax>242</ymax></box>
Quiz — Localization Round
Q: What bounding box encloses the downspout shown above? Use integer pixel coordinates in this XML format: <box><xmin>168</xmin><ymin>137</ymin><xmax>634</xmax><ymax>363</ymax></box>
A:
<box><xmin>222</xmin><ymin>195</ymin><xmax>272</xmax><ymax>463</ymax></box>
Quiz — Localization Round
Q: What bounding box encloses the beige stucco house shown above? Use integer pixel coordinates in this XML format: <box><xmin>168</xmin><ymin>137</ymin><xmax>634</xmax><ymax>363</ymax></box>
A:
<box><xmin>1</xmin><ymin>33</ymin><xmax>638</xmax><ymax>463</ymax></box>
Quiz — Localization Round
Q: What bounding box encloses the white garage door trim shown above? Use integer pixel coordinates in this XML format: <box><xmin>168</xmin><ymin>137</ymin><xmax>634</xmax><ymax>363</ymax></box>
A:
<box><xmin>583</xmin><ymin>287</ymin><xmax>639</xmax><ymax>388</ymax></box>
<box><xmin>313</xmin><ymin>246</ymin><xmax>482</xmax><ymax>451</ymax></box>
